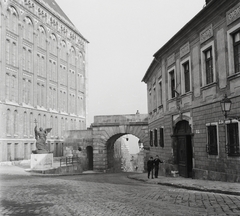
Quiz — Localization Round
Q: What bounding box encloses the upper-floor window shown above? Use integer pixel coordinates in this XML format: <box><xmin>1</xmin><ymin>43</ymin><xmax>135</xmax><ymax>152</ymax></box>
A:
<box><xmin>205</xmin><ymin>48</ymin><xmax>213</xmax><ymax>84</ymax></box>
<box><xmin>158</xmin><ymin>79</ymin><xmax>162</xmax><ymax>106</ymax></box>
<box><xmin>181</xmin><ymin>60</ymin><xmax>191</xmax><ymax>93</ymax></box>
<box><xmin>50</xmin><ymin>34</ymin><xmax>57</xmax><ymax>55</ymax></box>
<box><xmin>168</xmin><ymin>68</ymin><xmax>176</xmax><ymax>99</ymax></box>
<box><xmin>154</xmin><ymin>128</ymin><xmax>158</xmax><ymax>147</ymax></box>
<box><xmin>7</xmin><ymin>6</ymin><xmax>18</xmax><ymax>34</ymax></box>
<box><xmin>37</xmin><ymin>26</ymin><xmax>46</xmax><ymax>49</ymax></box>
<box><xmin>200</xmin><ymin>41</ymin><xmax>216</xmax><ymax>86</ymax></box>
<box><xmin>23</xmin><ymin>17</ymin><xmax>33</xmax><ymax>42</ymax></box>
<box><xmin>233</xmin><ymin>31</ymin><xmax>240</xmax><ymax>73</ymax></box>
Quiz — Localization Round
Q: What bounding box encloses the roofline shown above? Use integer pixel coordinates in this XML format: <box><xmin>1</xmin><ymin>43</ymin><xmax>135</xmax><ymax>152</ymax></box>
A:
<box><xmin>142</xmin><ymin>0</ymin><xmax>221</xmax><ymax>83</ymax></box>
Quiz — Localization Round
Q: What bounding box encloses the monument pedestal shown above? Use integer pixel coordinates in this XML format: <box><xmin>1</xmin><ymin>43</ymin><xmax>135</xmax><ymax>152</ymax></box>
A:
<box><xmin>31</xmin><ymin>153</ymin><xmax>53</xmax><ymax>170</ymax></box>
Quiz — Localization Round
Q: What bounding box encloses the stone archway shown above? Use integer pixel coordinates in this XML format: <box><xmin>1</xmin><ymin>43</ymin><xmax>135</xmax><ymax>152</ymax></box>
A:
<box><xmin>64</xmin><ymin>114</ymin><xmax>149</xmax><ymax>172</ymax></box>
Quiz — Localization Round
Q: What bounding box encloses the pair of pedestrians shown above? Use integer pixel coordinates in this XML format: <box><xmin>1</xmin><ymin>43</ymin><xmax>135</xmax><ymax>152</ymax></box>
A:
<box><xmin>147</xmin><ymin>155</ymin><xmax>163</xmax><ymax>179</ymax></box>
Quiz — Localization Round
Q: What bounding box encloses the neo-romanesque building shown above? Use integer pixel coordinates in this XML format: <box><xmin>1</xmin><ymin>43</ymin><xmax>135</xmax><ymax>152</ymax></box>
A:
<box><xmin>142</xmin><ymin>0</ymin><xmax>240</xmax><ymax>182</ymax></box>
<box><xmin>0</xmin><ymin>0</ymin><xmax>88</xmax><ymax>162</ymax></box>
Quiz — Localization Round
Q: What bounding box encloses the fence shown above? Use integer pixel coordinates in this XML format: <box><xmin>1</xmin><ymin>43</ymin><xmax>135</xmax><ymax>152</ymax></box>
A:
<box><xmin>60</xmin><ymin>156</ymin><xmax>80</xmax><ymax>167</ymax></box>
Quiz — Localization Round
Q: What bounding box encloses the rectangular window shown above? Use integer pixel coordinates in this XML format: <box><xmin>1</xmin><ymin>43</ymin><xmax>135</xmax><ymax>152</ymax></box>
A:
<box><xmin>14</xmin><ymin>143</ymin><xmax>18</xmax><ymax>160</ymax></box>
<box><xmin>158</xmin><ymin>80</ymin><xmax>162</xmax><ymax>106</ymax></box>
<box><xmin>201</xmin><ymin>42</ymin><xmax>216</xmax><ymax>86</ymax></box>
<box><xmin>205</xmin><ymin>48</ymin><xmax>213</xmax><ymax>84</ymax></box>
<box><xmin>159</xmin><ymin>127</ymin><xmax>164</xmax><ymax>148</ymax></box>
<box><xmin>183</xmin><ymin>61</ymin><xmax>190</xmax><ymax>93</ymax></box>
<box><xmin>154</xmin><ymin>129</ymin><xmax>158</xmax><ymax>147</ymax></box>
<box><xmin>170</xmin><ymin>70</ymin><xmax>175</xmax><ymax>98</ymax></box>
<box><xmin>227</xmin><ymin>122</ymin><xmax>240</xmax><ymax>156</ymax></box>
<box><xmin>233</xmin><ymin>31</ymin><xmax>240</xmax><ymax>73</ymax></box>
<box><xmin>150</xmin><ymin>130</ymin><xmax>153</xmax><ymax>147</ymax></box>
<box><xmin>206</xmin><ymin>125</ymin><xmax>218</xmax><ymax>155</ymax></box>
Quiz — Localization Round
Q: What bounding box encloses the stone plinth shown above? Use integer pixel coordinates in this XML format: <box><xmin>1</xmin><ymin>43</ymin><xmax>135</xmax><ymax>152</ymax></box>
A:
<box><xmin>31</xmin><ymin>153</ymin><xmax>53</xmax><ymax>170</ymax></box>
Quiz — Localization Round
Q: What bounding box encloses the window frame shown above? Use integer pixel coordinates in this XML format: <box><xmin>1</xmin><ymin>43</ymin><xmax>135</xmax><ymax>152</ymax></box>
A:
<box><xmin>225</xmin><ymin>120</ymin><xmax>240</xmax><ymax>157</ymax></box>
<box><xmin>200</xmin><ymin>41</ymin><xmax>216</xmax><ymax>86</ymax></box>
<box><xmin>158</xmin><ymin>78</ymin><xmax>163</xmax><ymax>107</ymax></box>
<box><xmin>180</xmin><ymin>57</ymin><xmax>192</xmax><ymax>94</ymax></box>
<box><xmin>159</xmin><ymin>127</ymin><xmax>164</xmax><ymax>148</ymax></box>
<box><xmin>227</xmin><ymin>23</ymin><xmax>240</xmax><ymax>75</ymax></box>
<box><xmin>206</xmin><ymin>123</ymin><xmax>219</xmax><ymax>157</ymax></box>
<box><xmin>149</xmin><ymin>130</ymin><xmax>153</xmax><ymax>147</ymax></box>
<box><xmin>168</xmin><ymin>66</ymin><xmax>176</xmax><ymax>100</ymax></box>
<box><xmin>154</xmin><ymin>128</ymin><xmax>158</xmax><ymax>147</ymax></box>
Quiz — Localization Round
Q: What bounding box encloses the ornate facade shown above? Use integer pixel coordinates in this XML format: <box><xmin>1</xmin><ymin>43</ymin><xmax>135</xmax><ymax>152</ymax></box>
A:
<box><xmin>142</xmin><ymin>0</ymin><xmax>240</xmax><ymax>182</ymax></box>
<box><xmin>0</xmin><ymin>0</ymin><xmax>88</xmax><ymax>162</ymax></box>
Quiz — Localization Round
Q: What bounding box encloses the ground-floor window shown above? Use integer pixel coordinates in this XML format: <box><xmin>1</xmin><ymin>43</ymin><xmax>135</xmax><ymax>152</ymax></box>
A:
<box><xmin>227</xmin><ymin>122</ymin><xmax>240</xmax><ymax>156</ymax></box>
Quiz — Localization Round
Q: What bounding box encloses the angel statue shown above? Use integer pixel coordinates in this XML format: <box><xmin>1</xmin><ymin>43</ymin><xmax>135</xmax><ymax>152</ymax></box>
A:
<box><xmin>32</xmin><ymin>125</ymin><xmax>52</xmax><ymax>154</ymax></box>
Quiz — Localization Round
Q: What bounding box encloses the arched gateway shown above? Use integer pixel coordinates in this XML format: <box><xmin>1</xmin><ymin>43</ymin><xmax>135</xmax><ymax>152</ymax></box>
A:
<box><xmin>64</xmin><ymin>114</ymin><xmax>149</xmax><ymax>172</ymax></box>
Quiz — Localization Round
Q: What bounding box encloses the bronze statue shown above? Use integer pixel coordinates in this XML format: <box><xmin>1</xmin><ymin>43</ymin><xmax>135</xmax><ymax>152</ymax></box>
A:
<box><xmin>32</xmin><ymin>125</ymin><xmax>52</xmax><ymax>154</ymax></box>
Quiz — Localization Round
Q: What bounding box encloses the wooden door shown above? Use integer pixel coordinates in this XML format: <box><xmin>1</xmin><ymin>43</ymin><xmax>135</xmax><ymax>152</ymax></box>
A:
<box><xmin>178</xmin><ymin>136</ymin><xmax>188</xmax><ymax>177</ymax></box>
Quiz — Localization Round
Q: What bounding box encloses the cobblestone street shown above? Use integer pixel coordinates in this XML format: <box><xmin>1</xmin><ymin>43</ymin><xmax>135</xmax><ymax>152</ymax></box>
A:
<box><xmin>0</xmin><ymin>166</ymin><xmax>240</xmax><ymax>216</ymax></box>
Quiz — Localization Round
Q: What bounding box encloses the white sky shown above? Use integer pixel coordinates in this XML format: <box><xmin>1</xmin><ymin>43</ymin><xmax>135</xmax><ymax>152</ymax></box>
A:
<box><xmin>55</xmin><ymin>0</ymin><xmax>205</xmax><ymax>126</ymax></box>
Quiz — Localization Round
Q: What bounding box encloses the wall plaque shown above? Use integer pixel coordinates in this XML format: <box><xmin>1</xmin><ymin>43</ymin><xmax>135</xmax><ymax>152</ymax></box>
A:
<box><xmin>180</xmin><ymin>42</ymin><xmax>190</xmax><ymax>58</ymax></box>
<box><xmin>226</xmin><ymin>2</ymin><xmax>240</xmax><ymax>26</ymax></box>
<box><xmin>167</xmin><ymin>53</ymin><xmax>175</xmax><ymax>67</ymax></box>
<box><xmin>200</xmin><ymin>25</ymin><xmax>213</xmax><ymax>44</ymax></box>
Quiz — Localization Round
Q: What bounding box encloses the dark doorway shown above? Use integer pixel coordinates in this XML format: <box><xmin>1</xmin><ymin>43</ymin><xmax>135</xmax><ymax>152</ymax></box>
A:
<box><xmin>86</xmin><ymin>146</ymin><xmax>93</xmax><ymax>170</ymax></box>
<box><xmin>174</xmin><ymin>120</ymin><xmax>193</xmax><ymax>178</ymax></box>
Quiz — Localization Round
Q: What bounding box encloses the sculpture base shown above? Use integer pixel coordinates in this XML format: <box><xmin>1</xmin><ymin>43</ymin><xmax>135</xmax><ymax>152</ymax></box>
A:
<box><xmin>31</xmin><ymin>153</ymin><xmax>53</xmax><ymax>170</ymax></box>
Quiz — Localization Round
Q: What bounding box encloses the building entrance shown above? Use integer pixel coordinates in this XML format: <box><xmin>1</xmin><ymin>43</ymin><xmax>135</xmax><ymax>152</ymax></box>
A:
<box><xmin>86</xmin><ymin>146</ymin><xmax>93</xmax><ymax>170</ymax></box>
<box><xmin>174</xmin><ymin>120</ymin><xmax>193</xmax><ymax>178</ymax></box>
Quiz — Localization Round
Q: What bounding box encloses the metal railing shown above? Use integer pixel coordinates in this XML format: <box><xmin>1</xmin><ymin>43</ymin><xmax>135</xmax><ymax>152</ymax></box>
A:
<box><xmin>60</xmin><ymin>156</ymin><xmax>80</xmax><ymax>167</ymax></box>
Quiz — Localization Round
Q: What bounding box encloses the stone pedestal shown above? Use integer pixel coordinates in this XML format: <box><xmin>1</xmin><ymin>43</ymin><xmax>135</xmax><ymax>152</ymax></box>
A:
<box><xmin>31</xmin><ymin>153</ymin><xmax>53</xmax><ymax>170</ymax></box>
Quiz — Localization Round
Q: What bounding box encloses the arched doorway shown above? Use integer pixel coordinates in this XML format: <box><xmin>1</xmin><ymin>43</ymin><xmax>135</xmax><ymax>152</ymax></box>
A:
<box><xmin>86</xmin><ymin>146</ymin><xmax>93</xmax><ymax>170</ymax></box>
<box><xmin>173</xmin><ymin>120</ymin><xmax>193</xmax><ymax>178</ymax></box>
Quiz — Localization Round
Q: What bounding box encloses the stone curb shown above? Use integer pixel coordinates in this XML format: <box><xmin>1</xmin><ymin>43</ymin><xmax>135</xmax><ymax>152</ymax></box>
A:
<box><xmin>24</xmin><ymin>169</ymin><xmax>104</xmax><ymax>177</ymax></box>
<box><xmin>127</xmin><ymin>175</ymin><xmax>240</xmax><ymax>197</ymax></box>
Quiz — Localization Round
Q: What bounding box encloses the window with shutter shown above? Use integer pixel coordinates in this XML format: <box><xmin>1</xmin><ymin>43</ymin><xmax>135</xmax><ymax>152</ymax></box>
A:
<box><xmin>206</xmin><ymin>125</ymin><xmax>218</xmax><ymax>155</ymax></box>
<box><xmin>159</xmin><ymin>127</ymin><xmax>164</xmax><ymax>148</ymax></box>
<box><xmin>150</xmin><ymin>130</ymin><xmax>153</xmax><ymax>147</ymax></box>
<box><xmin>227</xmin><ymin>123</ymin><xmax>240</xmax><ymax>156</ymax></box>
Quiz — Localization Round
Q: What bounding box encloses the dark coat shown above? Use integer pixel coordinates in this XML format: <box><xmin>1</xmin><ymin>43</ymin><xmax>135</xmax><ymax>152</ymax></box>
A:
<box><xmin>147</xmin><ymin>160</ymin><xmax>154</xmax><ymax>170</ymax></box>
<box><xmin>154</xmin><ymin>158</ymin><xmax>163</xmax><ymax>167</ymax></box>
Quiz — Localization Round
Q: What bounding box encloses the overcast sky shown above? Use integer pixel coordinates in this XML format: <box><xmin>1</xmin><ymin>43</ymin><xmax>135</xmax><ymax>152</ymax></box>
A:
<box><xmin>56</xmin><ymin>0</ymin><xmax>205</xmax><ymax>126</ymax></box>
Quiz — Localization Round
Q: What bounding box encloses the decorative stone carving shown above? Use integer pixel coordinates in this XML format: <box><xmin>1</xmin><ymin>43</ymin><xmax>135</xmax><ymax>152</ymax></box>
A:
<box><xmin>200</xmin><ymin>25</ymin><xmax>213</xmax><ymax>44</ymax></box>
<box><xmin>227</xmin><ymin>2</ymin><xmax>240</xmax><ymax>25</ymax></box>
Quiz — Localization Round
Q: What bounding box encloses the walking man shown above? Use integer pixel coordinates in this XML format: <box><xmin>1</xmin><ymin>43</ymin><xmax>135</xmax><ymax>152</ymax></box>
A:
<box><xmin>153</xmin><ymin>155</ymin><xmax>163</xmax><ymax>178</ymax></box>
<box><xmin>147</xmin><ymin>156</ymin><xmax>154</xmax><ymax>179</ymax></box>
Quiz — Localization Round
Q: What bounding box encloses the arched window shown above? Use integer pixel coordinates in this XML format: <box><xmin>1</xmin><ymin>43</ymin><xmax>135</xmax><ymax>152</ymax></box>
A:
<box><xmin>23</xmin><ymin>17</ymin><xmax>33</xmax><ymax>42</ymax></box>
<box><xmin>69</xmin><ymin>46</ymin><xmax>76</xmax><ymax>66</ymax></box>
<box><xmin>50</xmin><ymin>34</ymin><xmax>57</xmax><ymax>55</ymax></box>
<box><xmin>7</xmin><ymin>6</ymin><xmax>18</xmax><ymax>33</ymax></box>
<box><xmin>60</xmin><ymin>40</ymin><xmax>67</xmax><ymax>61</ymax></box>
<box><xmin>37</xmin><ymin>26</ymin><xmax>46</xmax><ymax>49</ymax></box>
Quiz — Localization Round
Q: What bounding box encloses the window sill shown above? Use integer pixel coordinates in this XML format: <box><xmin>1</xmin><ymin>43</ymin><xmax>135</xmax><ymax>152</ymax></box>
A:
<box><xmin>200</xmin><ymin>82</ymin><xmax>217</xmax><ymax>91</ymax></box>
<box><xmin>227</xmin><ymin>72</ymin><xmax>240</xmax><ymax>81</ymax></box>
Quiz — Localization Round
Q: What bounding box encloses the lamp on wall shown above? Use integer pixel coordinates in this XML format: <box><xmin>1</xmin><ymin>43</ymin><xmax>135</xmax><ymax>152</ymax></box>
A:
<box><xmin>220</xmin><ymin>94</ymin><xmax>240</xmax><ymax>120</ymax></box>
<box><xmin>220</xmin><ymin>94</ymin><xmax>232</xmax><ymax>119</ymax></box>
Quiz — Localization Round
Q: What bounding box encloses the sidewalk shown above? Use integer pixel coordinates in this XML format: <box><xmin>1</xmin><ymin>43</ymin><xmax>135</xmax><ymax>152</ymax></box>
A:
<box><xmin>128</xmin><ymin>173</ymin><xmax>240</xmax><ymax>196</ymax></box>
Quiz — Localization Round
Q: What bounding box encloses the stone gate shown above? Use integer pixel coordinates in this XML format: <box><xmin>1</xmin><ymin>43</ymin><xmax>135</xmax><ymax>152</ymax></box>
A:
<box><xmin>64</xmin><ymin>114</ymin><xmax>149</xmax><ymax>172</ymax></box>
